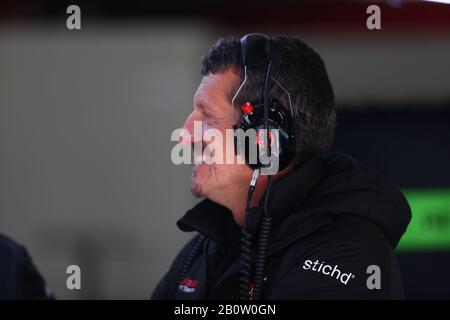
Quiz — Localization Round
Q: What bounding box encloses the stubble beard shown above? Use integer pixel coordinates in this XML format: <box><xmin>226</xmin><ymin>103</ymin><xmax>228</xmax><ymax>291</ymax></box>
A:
<box><xmin>189</xmin><ymin>165</ymin><xmax>202</xmax><ymax>198</ymax></box>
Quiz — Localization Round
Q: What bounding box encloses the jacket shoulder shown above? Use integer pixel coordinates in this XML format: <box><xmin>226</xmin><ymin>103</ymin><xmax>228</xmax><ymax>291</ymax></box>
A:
<box><xmin>267</xmin><ymin>216</ymin><xmax>404</xmax><ymax>299</ymax></box>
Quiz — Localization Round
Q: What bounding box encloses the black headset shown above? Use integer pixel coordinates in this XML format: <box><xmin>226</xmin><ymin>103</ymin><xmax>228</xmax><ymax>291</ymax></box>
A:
<box><xmin>234</xmin><ymin>33</ymin><xmax>298</xmax><ymax>300</ymax></box>
<box><xmin>234</xmin><ymin>33</ymin><xmax>296</xmax><ymax>172</ymax></box>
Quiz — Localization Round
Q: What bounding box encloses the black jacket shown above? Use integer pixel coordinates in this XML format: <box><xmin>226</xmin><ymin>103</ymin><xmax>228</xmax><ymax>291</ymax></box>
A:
<box><xmin>0</xmin><ymin>234</ymin><xmax>52</xmax><ymax>300</ymax></box>
<box><xmin>152</xmin><ymin>153</ymin><xmax>411</xmax><ymax>300</ymax></box>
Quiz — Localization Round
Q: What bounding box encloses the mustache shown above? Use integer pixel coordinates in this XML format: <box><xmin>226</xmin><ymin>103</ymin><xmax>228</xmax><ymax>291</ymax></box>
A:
<box><xmin>191</xmin><ymin>141</ymin><xmax>207</xmax><ymax>153</ymax></box>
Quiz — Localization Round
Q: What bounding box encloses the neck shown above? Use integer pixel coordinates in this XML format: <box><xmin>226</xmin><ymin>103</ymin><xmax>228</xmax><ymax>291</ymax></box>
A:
<box><xmin>225</xmin><ymin>175</ymin><xmax>268</xmax><ymax>226</ymax></box>
<box><xmin>228</xmin><ymin>166</ymin><xmax>293</xmax><ymax>226</ymax></box>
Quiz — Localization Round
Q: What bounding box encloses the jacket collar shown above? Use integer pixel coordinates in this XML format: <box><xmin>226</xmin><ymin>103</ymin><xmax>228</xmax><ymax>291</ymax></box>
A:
<box><xmin>177</xmin><ymin>156</ymin><xmax>327</xmax><ymax>246</ymax></box>
<box><xmin>177</xmin><ymin>200</ymin><xmax>241</xmax><ymax>246</ymax></box>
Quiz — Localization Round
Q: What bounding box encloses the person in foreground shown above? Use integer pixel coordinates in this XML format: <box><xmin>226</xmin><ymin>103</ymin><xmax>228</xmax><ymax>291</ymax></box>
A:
<box><xmin>0</xmin><ymin>233</ymin><xmax>52</xmax><ymax>299</ymax></box>
<box><xmin>152</xmin><ymin>34</ymin><xmax>411</xmax><ymax>300</ymax></box>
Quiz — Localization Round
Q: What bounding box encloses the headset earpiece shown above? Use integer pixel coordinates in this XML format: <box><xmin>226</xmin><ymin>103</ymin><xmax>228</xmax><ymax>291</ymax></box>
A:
<box><xmin>237</xmin><ymin>99</ymin><xmax>295</xmax><ymax>171</ymax></box>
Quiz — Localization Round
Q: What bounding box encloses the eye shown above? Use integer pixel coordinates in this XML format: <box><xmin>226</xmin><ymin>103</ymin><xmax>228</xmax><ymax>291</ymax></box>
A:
<box><xmin>205</xmin><ymin>118</ymin><xmax>219</xmax><ymax>128</ymax></box>
<box><xmin>203</xmin><ymin>111</ymin><xmax>217</xmax><ymax>125</ymax></box>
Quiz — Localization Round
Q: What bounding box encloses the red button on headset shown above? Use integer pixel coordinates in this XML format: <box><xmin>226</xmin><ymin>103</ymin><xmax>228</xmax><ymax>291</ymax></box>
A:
<box><xmin>241</xmin><ymin>102</ymin><xmax>254</xmax><ymax>114</ymax></box>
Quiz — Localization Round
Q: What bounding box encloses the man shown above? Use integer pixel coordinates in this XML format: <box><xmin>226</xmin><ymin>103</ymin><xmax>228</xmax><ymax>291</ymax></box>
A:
<box><xmin>152</xmin><ymin>35</ymin><xmax>411</xmax><ymax>299</ymax></box>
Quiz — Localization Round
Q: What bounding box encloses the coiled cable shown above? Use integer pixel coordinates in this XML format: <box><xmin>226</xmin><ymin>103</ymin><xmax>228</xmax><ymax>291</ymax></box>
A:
<box><xmin>178</xmin><ymin>234</ymin><xmax>205</xmax><ymax>288</ymax></box>
<box><xmin>252</xmin><ymin>175</ymin><xmax>273</xmax><ymax>300</ymax></box>
<box><xmin>239</xmin><ymin>169</ymin><xmax>260</xmax><ymax>300</ymax></box>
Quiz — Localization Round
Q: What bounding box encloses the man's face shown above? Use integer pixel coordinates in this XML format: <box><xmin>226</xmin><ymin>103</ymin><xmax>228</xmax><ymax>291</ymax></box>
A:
<box><xmin>181</xmin><ymin>69</ymin><xmax>252</xmax><ymax>201</ymax></box>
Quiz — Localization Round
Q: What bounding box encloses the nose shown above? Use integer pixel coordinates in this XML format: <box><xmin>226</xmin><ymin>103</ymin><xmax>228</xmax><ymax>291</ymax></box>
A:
<box><xmin>180</xmin><ymin>112</ymin><xmax>202</xmax><ymax>144</ymax></box>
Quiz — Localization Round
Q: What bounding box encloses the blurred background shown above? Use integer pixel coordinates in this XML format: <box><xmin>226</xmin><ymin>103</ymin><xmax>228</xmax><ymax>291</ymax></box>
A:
<box><xmin>0</xmin><ymin>0</ymin><xmax>449</xmax><ymax>299</ymax></box>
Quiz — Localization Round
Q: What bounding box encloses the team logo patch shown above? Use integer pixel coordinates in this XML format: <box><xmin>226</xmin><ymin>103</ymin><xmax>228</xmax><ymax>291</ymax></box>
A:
<box><xmin>179</xmin><ymin>278</ymin><xmax>200</xmax><ymax>293</ymax></box>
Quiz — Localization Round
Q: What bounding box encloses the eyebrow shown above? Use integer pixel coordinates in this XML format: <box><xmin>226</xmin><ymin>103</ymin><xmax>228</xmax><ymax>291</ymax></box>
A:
<box><xmin>202</xmin><ymin>108</ymin><xmax>216</xmax><ymax>120</ymax></box>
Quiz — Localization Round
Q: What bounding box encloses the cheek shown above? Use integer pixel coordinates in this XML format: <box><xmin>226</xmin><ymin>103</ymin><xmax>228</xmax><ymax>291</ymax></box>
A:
<box><xmin>203</xmin><ymin>124</ymin><xmax>230</xmax><ymax>158</ymax></box>
<box><xmin>213</xmin><ymin>163</ymin><xmax>248</xmax><ymax>185</ymax></box>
